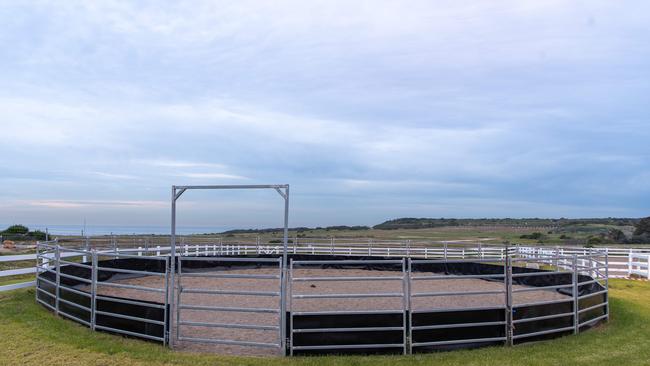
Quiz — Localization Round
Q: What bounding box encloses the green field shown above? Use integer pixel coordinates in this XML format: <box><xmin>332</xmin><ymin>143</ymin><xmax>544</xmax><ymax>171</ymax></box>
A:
<box><xmin>1</xmin><ymin>280</ymin><xmax>649</xmax><ymax>365</ymax></box>
<box><xmin>220</xmin><ymin>223</ymin><xmax>645</xmax><ymax>246</ymax></box>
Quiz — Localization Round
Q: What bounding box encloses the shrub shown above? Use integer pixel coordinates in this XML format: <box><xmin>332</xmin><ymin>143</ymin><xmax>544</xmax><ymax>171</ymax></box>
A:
<box><xmin>2</xmin><ymin>225</ymin><xmax>29</xmax><ymax>235</ymax></box>
<box><xmin>586</xmin><ymin>236</ymin><xmax>603</xmax><ymax>245</ymax></box>
<box><xmin>30</xmin><ymin>230</ymin><xmax>47</xmax><ymax>241</ymax></box>
<box><xmin>520</xmin><ymin>232</ymin><xmax>545</xmax><ymax>240</ymax></box>
<box><xmin>634</xmin><ymin>217</ymin><xmax>650</xmax><ymax>236</ymax></box>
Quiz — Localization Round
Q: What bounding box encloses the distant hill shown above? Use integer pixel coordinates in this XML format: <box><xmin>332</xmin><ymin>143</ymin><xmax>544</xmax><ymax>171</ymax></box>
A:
<box><xmin>219</xmin><ymin>225</ymin><xmax>371</xmax><ymax>235</ymax></box>
<box><xmin>372</xmin><ymin>217</ymin><xmax>639</xmax><ymax>230</ymax></box>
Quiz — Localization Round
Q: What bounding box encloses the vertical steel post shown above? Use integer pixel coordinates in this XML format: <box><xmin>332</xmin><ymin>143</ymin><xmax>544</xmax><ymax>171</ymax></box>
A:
<box><xmin>163</xmin><ymin>256</ymin><xmax>170</xmax><ymax>346</ymax></box>
<box><xmin>34</xmin><ymin>241</ymin><xmax>40</xmax><ymax>304</ymax></box>
<box><xmin>280</xmin><ymin>185</ymin><xmax>289</xmax><ymax>356</ymax></box>
<box><xmin>175</xmin><ymin>256</ymin><xmax>182</xmax><ymax>343</ymax></box>
<box><xmin>169</xmin><ymin>186</ymin><xmax>177</xmax><ymax>348</ymax></box>
<box><xmin>605</xmin><ymin>251</ymin><xmax>609</xmax><ymax>322</ymax></box>
<box><xmin>400</xmin><ymin>258</ymin><xmax>407</xmax><ymax>354</ymax></box>
<box><xmin>406</xmin><ymin>258</ymin><xmax>412</xmax><ymax>354</ymax></box>
<box><xmin>504</xmin><ymin>245</ymin><xmax>513</xmax><ymax>346</ymax></box>
<box><xmin>573</xmin><ymin>254</ymin><xmax>579</xmax><ymax>334</ymax></box>
<box><xmin>91</xmin><ymin>250</ymin><xmax>97</xmax><ymax>330</ymax></box>
<box><xmin>288</xmin><ymin>258</ymin><xmax>294</xmax><ymax>356</ymax></box>
<box><xmin>55</xmin><ymin>244</ymin><xmax>61</xmax><ymax>316</ymax></box>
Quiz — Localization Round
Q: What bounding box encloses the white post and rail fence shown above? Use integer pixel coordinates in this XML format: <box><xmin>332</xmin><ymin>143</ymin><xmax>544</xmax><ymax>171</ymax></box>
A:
<box><xmin>2</xmin><ymin>238</ymin><xmax>650</xmax><ymax>293</ymax></box>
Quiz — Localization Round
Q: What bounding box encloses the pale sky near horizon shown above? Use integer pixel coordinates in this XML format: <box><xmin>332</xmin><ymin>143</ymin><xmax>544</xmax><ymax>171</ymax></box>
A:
<box><xmin>1</xmin><ymin>1</ymin><xmax>649</xmax><ymax>229</ymax></box>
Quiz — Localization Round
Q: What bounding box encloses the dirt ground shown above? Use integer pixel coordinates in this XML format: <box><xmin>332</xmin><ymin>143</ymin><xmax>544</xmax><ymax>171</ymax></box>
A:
<box><xmin>83</xmin><ymin>268</ymin><xmax>569</xmax><ymax>356</ymax></box>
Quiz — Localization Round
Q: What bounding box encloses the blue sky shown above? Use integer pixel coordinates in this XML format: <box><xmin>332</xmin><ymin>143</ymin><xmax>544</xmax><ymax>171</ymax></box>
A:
<box><xmin>0</xmin><ymin>1</ymin><xmax>649</xmax><ymax>230</ymax></box>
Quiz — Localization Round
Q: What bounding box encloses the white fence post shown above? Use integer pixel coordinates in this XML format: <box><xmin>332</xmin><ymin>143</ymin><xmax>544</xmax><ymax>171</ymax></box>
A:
<box><xmin>628</xmin><ymin>250</ymin><xmax>633</xmax><ymax>277</ymax></box>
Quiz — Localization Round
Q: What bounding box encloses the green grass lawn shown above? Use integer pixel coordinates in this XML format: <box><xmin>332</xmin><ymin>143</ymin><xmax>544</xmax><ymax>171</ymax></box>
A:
<box><xmin>1</xmin><ymin>279</ymin><xmax>649</xmax><ymax>365</ymax></box>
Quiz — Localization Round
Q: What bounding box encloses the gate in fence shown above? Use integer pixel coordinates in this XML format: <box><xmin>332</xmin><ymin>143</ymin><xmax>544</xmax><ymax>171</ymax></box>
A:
<box><xmin>174</xmin><ymin>256</ymin><xmax>285</xmax><ymax>354</ymax></box>
<box><xmin>288</xmin><ymin>258</ymin><xmax>408</xmax><ymax>355</ymax></box>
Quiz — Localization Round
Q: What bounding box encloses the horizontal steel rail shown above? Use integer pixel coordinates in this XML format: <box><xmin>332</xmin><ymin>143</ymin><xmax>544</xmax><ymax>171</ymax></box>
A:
<box><xmin>36</xmin><ymin>287</ymin><xmax>56</xmax><ymax>298</ymax></box>
<box><xmin>511</xmin><ymin>270</ymin><xmax>567</xmax><ymax>278</ymax></box>
<box><xmin>577</xmin><ymin>289</ymin><xmax>608</xmax><ymax>300</ymax></box>
<box><xmin>412</xmin><ymin>289</ymin><xmax>505</xmax><ymax>297</ymax></box>
<box><xmin>58</xmin><ymin>297</ymin><xmax>90</xmax><ymax>312</ymax></box>
<box><xmin>58</xmin><ymin>310</ymin><xmax>91</xmax><ymax>327</ymax></box>
<box><xmin>59</xmin><ymin>285</ymin><xmax>92</xmax><ymax>298</ymax></box>
<box><xmin>411</xmin><ymin>273</ymin><xmax>505</xmax><ymax>280</ymax></box>
<box><xmin>292</xmin><ymin>259</ymin><xmax>404</xmax><ymax>265</ymax></box>
<box><xmin>180</xmin><ymin>256</ymin><xmax>282</xmax><ymax>263</ymax></box>
<box><xmin>95</xmin><ymin>325</ymin><xmax>164</xmax><ymax>342</ymax></box>
<box><xmin>96</xmin><ymin>266</ymin><xmax>165</xmax><ymax>277</ymax></box>
<box><xmin>58</xmin><ymin>261</ymin><xmax>91</xmax><ymax>271</ymax></box>
<box><xmin>579</xmin><ymin>313</ymin><xmax>608</xmax><ymax>327</ymax></box>
<box><xmin>512</xmin><ymin>311</ymin><xmax>574</xmax><ymax>324</ymax></box>
<box><xmin>411</xmin><ymin>305</ymin><xmax>505</xmax><ymax>314</ymax></box>
<box><xmin>178</xmin><ymin>304</ymin><xmax>279</xmax><ymax>314</ymax></box>
<box><xmin>95</xmin><ymin>281</ymin><xmax>164</xmax><ymax>293</ymax></box>
<box><xmin>291</xmin><ymin>343</ymin><xmax>404</xmax><ymax>351</ymax></box>
<box><xmin>95</xmin><ymin>310</ymin><xmax>165</xmax><ymax>326</ymax></box>
<box><xmin>58</xmin><ymin>272</ymin><xmax>92</xmax><ymax>284</ymax></box>
<box><xmin>96</xmin><ymin>252</ymin><xmax>164</xmax><ymax>260</ymax></box>
<box><xmin>177</xmin><ymin>336</ymin><xmax>279</xmax><ymax>348</ymax></box>
<box><xmin>578</xmin><ymin>302</ymin><xmax>608</xmax><ymax>314</ymax></box>
<box><xmin>292</xmin><ymin>309</ymin><xmax>404</xmax><ymax>316</ymax></box>
<box><xmin>36</xmin><ymin>298</ymin><xmax>56</xmax><ymax>312</ymax></box>
<box><xmin>292</xmin><ymin>292</ymin><xmax>404</xmax><ymax>299</ymax></box>
<box><xmin>511</xmin><ymin>284</ymin><xmax>573</xmax><ymax>293</ymax></box>
<box><xmin>292</xmin><ymin>326</ymin><xmax>404</xmax><ymax>333</ymax></box>
<box><xmin>180</xmin><ymin>272</ymin><xmax>280</xmax><ymax>279</ymax></box>
<box><xmin>181</xmin><ymin>288</ymin><xmax>280</xmax><ymax>296</ymax></box>
<box><xmin>179</xmin><ymin>321</ymin><xmax>279</xmax><ymax>331</ymax></box>
<box><xmin>95</xmin><ymin>294</ymin><xmax>167</xmax><ymax>309</ymax></box>
<box><xmin>513</xmin><ymin>297</ymin><xmax>573</xmax><ymax>308</ymax></box>
<box><xmin>412</xmin><ymin>336</ymin><xmax>506</xmax><ymax>347</ymax></box>
<box><xmin>292</xmin><ymin>276</ymin><xmax>403</xmax><ymax>282</ymax></box>
<box><xmin>512</xmin><ymin>326</ymin><xmax>575</xmax><ymax>340</ymax></box>
<box><xmin>412</xmin><ymin>320</ymin><xmax>505</xmax><ymax>330</ymax></box>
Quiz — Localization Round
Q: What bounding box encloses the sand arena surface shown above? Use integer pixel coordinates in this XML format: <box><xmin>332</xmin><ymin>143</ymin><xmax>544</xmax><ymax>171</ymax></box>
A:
<box><xmin>84</xmin><ymin>267</ymin><xmax>569</xmax><ymax>356</ymax></box>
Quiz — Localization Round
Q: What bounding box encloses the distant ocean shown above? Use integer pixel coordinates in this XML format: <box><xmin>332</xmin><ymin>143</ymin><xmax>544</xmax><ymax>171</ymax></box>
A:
<box><xmin>1</xmin><ymin>224</ymin><xmax>233</xmax><ymax>236</ymax></box>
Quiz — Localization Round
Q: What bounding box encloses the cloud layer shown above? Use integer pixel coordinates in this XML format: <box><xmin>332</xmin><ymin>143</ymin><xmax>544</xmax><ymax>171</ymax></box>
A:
<box><xmin>0</xmin><ymin>1</ymin><xmax>649</xmax><ymax>228</ymax></box>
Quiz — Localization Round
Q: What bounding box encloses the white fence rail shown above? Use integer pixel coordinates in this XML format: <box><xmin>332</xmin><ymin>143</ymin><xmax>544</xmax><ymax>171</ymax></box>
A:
<box><xmin>629</xmin><ymin>253</ymin><xmax>650</xmax><ymax>279</ymax></box>
<box><xmin>2</xmin><ymin>238</ymin><xmax>650</xmax><ymax>293</ymax></box>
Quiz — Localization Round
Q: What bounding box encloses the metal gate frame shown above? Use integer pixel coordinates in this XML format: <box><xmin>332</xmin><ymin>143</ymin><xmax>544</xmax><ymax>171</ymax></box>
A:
<box><xmin>175</xmin><ymin>256</ymin><xmax>283</xmax><ymax>352</ymax></box>
<box><xmin>169</xmin><ymin>184</ymin><xmax>290</xmax><ymax>353</ymax></box>
<box><xmin>288</xmin><ymin>258</ymin><xmax>408</xmax><ymax>355</ymax></box>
